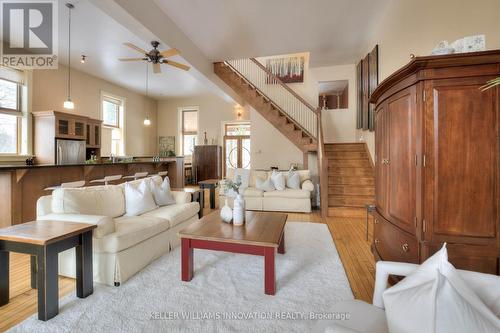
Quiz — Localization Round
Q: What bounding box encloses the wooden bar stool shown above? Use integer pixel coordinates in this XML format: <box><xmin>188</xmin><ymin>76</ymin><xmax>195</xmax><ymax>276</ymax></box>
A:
<box><xmin>44</xmin><ymin>180</ymin><xmax>86</xmax><ymax>191</ymax></box>
<box><xmin>89</xmin><ymin>175</ymin><xmax>122</xmax><ymax>185</ymax></box>
<box><xmin>122</xmin><ymin>172</ymin><xmax>148</xmax><ymax>181</ymax></box>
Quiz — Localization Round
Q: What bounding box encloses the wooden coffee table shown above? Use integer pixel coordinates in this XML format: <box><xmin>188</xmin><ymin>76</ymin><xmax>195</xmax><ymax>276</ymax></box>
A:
<box><xmin>0</xmin><ymin>220</ymin><xmax>96</xmax><ymax>321</ymax></box>
<box><xmin>179</xmin><ymin>210</ymin><xmax>287</xmax><ymax>295</ymax></box>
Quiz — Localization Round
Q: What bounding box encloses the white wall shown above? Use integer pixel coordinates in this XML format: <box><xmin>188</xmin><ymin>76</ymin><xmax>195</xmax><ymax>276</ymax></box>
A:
<box><xmin>311</xmin><ymin>64</ymin><xmax>357</xmax><ymax>143</ymax></box>
<box><xmin>356</xmin><ymin>0</ymin><xmax>500</xmax><ymax>160</ymax></box>
<box><xmin>32</xmin><ymin>65</ymin><xmax>158</xmax><ymax>156</ymax></box>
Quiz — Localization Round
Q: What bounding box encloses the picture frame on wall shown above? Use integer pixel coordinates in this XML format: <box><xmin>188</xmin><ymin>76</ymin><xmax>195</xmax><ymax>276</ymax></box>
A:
<box><xmin>368</xmin><ymin>45</ymin><xmax>379</xmax><ymax>131</ymax></box>
<box><xmin>356</xmin><ymin>44</ymin><xmax>379</xmax><ymax>132</ymax></box>
<box><xmin>265</xmin><ymin>56</ymin><xmax>305</xmax><ymax>83</ymax></box>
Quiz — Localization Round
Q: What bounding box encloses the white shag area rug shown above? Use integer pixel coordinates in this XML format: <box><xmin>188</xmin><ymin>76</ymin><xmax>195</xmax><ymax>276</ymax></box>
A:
<box><xmin>10</xmin><ymin>222</ymin><xmax>354</xmax><ymax>333</ymax></box>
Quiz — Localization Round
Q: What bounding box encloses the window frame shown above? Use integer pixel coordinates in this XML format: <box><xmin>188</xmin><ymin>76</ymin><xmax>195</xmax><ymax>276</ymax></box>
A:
<box><xmin>181</xmin><ymin>108</ymin><xmax>198</xmax><ymax>156</ymax></box>
<box><xmin>0</xmin><ymin>78</ymin><xmax>22</xmax><ymax>155</ymax></box>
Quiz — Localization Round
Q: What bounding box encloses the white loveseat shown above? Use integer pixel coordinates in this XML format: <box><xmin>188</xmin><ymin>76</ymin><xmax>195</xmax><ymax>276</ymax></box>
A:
<box><xmin>36</xmin><ymin>176</ymin><xmax>199</xmax><ymax>286</ymax></box>
<box><xmin>219</xmin><ymin>169</ymin><xmax>315</xmax><ymax>213</ymax></box>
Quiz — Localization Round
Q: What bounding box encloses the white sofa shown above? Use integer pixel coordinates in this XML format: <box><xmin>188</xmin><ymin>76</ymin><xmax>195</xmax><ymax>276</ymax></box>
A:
<box><xmin>219</xmin><ymin>169</ymin><xmax>315</xmax><ymax>213</ymax></box>
<box><xmin>313</xmin><ymin>261</ymin><xmax>500</xmax><ymax>332</ymax></box>
<box><xmin>36</xmin><ymin>176</ymin><xmax>199</xmax><ymax>286</ymax></box>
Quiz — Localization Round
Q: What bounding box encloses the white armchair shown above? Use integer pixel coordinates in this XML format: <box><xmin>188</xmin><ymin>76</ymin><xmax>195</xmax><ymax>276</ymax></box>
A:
<box><xmin>313</xmin><ymin>261</ymin><xmax>500</xmax><ymax>333</ymax></box>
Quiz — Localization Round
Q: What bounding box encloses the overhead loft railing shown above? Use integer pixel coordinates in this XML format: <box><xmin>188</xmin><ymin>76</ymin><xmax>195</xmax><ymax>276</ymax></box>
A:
<box><xmin>225</xmin><ymin>58</ymin><xmax>319</xmax><ymax>139</ymax></box>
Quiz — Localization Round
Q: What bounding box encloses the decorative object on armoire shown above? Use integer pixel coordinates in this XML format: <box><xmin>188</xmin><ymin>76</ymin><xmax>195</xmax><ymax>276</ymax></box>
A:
<box><xmin>370</xmin><ymin>50</ymin><xmax>500</xmax><ymax>276</ymax></box>
<box><xmin>192</xmin><ymin>145</ymin><xmax>222</xmax><ymax>182</ymax></box>
<box><xmin>203</xmin><ymin>132</ymin><xmax>208</xmax><ymax>145</ymax></box>
<box><xmin>265</xmin><ymin>55</ymin><xmax>305</xmax><ymax>83</ymax></box>
<box><xmin>63</xmin><ymin>3</ymin><xmax>75</xmax><ymax>110</ymax></box>
<box><xmin>432</xmin><ymin>35</ymin><xmax>486</xmax><ymax>55</ymax></box>
<box><xmin>220</xmin><ymin>198</ymin><xmax>233</xmax><ymax>223</ymax></box>
<box><xmin>25</xmin><ymin>156</ymin><xmax>35</xmax><ymax>166</ymax></box>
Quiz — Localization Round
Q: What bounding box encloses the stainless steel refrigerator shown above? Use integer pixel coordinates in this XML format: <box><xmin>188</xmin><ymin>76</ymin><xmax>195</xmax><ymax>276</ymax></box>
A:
<box><xmin>56</xmin><ymin>139</ymin><xmax>86</xmax><ymax>165</ymax></box>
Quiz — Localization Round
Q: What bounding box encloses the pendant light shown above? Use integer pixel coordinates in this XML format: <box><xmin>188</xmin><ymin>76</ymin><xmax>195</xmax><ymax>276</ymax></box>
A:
<box><xmin>143</xmin><ymin>62</ymin><xmax>151</xmax><ymax>126</ymax></box>
<box><xmin>63</xmin><ymin>3</ymin><xmax>74</xmax><ymax>109</ymax></box>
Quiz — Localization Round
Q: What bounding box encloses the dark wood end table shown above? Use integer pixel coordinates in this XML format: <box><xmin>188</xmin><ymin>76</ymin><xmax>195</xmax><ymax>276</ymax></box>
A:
<box><xmin>198</xmin><ymin>179</ymin><xmax>220</xmax><ymax>209</ymax></box>
<box><xmin>179</xmin><ymin>211</ymin><xmax>287</xmax><ymax>295</ymax></box>
<box><xmin>172</xmin><ymin>187</ymin><xmax>205</xmax><ymax>218</ymax></box>
<box><xmin>0</xmin><ymin>220</ymin><xmax>96</xmax><ymax>321</ymax></box>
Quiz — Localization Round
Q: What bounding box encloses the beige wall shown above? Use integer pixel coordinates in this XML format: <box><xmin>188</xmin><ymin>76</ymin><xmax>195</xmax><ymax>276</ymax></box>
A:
<box><xmin>357</xmin><ymin>0</ymin><xmax>500</xmax><ymax>160</ymax></box>
<box><xmin>157</xmin><ymin>93</ymin><xmax>306</xmax><ymax>170</ymax></box>
<box><xmin>157</xmin><ymin>94</ymin><xmax>248</xmax><ymax>155</ymax></box>
<box><xmin>311</xmin><ymin>64</ymin><xmax>357</xmax><ymax>143</ymax></box>
<box><xmin>32</xmin><ymin>65</ymin><xmax>158</xmax><ymax>156</ymax></box>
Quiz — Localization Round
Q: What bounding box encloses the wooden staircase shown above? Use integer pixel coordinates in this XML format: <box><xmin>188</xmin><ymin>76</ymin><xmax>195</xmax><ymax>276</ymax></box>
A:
<box><xmin>326</xmin><ymin>143</ymin><xmax>375</xmax><ymax>217</ymax></box>
<box><xmin>214</xmin><ymin>61</ymin><xmax>318</xmax><ymax>152</ymax></box>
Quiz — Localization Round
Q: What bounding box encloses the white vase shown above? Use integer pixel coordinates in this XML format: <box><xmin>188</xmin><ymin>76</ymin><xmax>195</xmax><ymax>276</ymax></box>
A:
<box><xmin>233</xmin><ymin>194</ymin><xmax>245</xmax><ymax>226</ymax></box>
<box><xmin>220</xmin><ymin>199</ymin><xmax>233</xmax><ymax>223</ymax></box>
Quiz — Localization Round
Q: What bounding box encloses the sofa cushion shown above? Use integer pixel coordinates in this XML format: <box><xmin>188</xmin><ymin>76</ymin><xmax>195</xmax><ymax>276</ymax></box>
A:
<box><xmin>124</xmin><ymin>179</ymin><xmax>157</xmax><ymax>216</ymax></box>
<box><xmin>243</xmin><ymin>187</ymin><xmax>264</xmax><ymax>197</ymax></box>
<box><xmin>150</xmin><ymin>177</ymin><xmax>176</xmax><ymax>206</ymax></box>
<box><xmin>255</xmin><ymin>176</ymin><xmax>275</xmax><ymax>192</ymax></box>
<box><xmin>263</xmin><ymin>189</ymin><xmax>311</xmax><ymax>199</ymax></box>
<box><xmin>94</xmin><ymin>215</ymin><xmax>170</xmax><ymax>253</ymax></box>
<box><xmin>286</xmin><ymin>170</ymin><xmax>301</xmax><ymax>189</ymax></box>
<box><xmin>141</xmin><ymin>202</ymin><xmax>199</xmax><ymax>227</ymax></box>
<box><xmin>271</xmin><ymin>170</ymin><xmax>286</xmax><ymax>191</ymax></box>
<box><xmin>52</xmin><ymin>185</ymin><xmax>125</xmax><ymax>218</ymax></box>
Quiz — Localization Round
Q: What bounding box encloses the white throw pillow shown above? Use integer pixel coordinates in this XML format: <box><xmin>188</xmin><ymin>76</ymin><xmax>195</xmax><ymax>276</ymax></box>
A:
<box><xmin>150</xmin><ymin>176</ymin><xmax>176</xmax><ymax>206</ymax></box>
<box><xmin>256</xmin><ymin>176</ymin><xmax>275</xmax><ymax>192</ymax></box>
<box><xmin>271</xmin><ymin>170</ymin><xmax>286</xmax><ymax>191</ymax></box>
<box><xmin>286</xmin><ymin>170</ymin><xmax>301</xmax><ymax>189</ymax></box>
<box><xmin>124</xmin><ymin>179</ymin><xmax>157</xmax><ymax>216</ymax></box>
<box><xmin>383</xmin><ymin>244</ymin><xmax>500</xmax><ymax>333</ymax></box>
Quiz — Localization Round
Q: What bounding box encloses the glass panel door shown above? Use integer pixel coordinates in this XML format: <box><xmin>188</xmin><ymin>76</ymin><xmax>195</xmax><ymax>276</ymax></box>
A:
<box><xmin>225</xmin><ymin>138</ymin><xmax>238</xmax><ymax>170</ymax></box>
<box><xmin>241</xmin><ymin>138</ymin><xmax>251</xmax><ymax>169</ymax></box>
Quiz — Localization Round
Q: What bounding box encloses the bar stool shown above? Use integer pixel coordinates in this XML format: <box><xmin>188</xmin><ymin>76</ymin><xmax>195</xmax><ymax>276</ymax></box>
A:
<box><xmin>122</xmin><ymin>172</ymin><xmax>148</xmax><ymax>181</ymax></box>
<box><xmin>44</xmin><ymin>180</ymin><xmax>86</xmax><ymax>191</ymax></box>
<box><xmin>89</xmin><ymin>174</ymin><xmax>122</xmax><ymax>185</ymax></box>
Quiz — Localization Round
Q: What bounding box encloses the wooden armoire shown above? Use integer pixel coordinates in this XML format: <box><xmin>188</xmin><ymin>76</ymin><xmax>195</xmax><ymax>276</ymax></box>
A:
<box><xmin>370</xmin><ymin>50</ymin><xmax>500</xmax><ymax>275</ymax></box>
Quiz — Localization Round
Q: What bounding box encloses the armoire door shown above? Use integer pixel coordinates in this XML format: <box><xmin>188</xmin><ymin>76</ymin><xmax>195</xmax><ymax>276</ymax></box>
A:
<box><xmin>424</xmin><ymin>77</ymin><xmax>499</xmax><ymax>245</ymax></box>
<box><xmin>385</xmin><ymin>86</ymin><xmax>417</xmax><ymax>235</ymax></box>
<box><xmin>375</xmin><ymin>104</ymin><xmax>387</xmax><ymax>215</ymax></box>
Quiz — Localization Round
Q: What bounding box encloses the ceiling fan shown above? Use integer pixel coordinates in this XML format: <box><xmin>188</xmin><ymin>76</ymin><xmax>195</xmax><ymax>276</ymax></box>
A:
<box><xmin>118</xmin><ymin>41</ymin><xmax>190</xmax><ymax>74</ymax></box>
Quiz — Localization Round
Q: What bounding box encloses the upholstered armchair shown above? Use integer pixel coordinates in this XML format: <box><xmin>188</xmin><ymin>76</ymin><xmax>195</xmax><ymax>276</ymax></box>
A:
<box><xmin>313</xmin><ymin>261</ymin><xmax>500</xmax><ymax>333</ymax></box>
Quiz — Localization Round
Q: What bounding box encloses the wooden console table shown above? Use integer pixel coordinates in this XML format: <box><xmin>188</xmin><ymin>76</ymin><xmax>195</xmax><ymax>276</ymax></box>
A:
<box><xmin>0</xmin><ymin>221</ymin><xmax>96</xmax><ymax>321</ymax></box>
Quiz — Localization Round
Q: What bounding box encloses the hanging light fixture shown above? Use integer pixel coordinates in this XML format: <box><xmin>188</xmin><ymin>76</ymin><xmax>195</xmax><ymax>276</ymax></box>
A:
<box><xmin>143</xmin><ymin>62</ymin><xmax>151</xmax><ymax>126</ymax></box>
<box><xmin>63</xmin><ymin>3</ymin><xmax>75</xmax><ymax>110</ymax></box>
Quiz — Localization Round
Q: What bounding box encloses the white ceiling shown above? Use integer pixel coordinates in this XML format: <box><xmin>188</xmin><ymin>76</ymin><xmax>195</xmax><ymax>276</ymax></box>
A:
<box><xmin>153</xmin><ymin>0</ymin><xmax>390</xmax><ymax>67</ymax></box>
<box><xmin>56</xmin><ymin>0</ymin><xmax>208</xmax><ymax>98</ymax></box>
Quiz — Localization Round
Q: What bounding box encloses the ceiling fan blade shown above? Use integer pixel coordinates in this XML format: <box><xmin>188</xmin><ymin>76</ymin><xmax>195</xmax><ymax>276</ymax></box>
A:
<box><xmin>123</xmin><ymin>42</ymin><xmax>147</xmax><ymax>55</ymax></box>
<box><xmin>152</xmin><ymin>63</ymin><xmax>161</xmax><ymax>74</ymax></box>
<box><xmin>164</xmin><ymin>60</ymin><xmax>190</xmax><ymax>71</ymax></box>
<box><xmin>118</xmin><ymin>58</ymin><xmax>144</xmax><ymax>62</ymax></box>
<box><xmin>159</xmin><ymin>48</ymin><xmax>179</xmax><ymax>58</ymax></box>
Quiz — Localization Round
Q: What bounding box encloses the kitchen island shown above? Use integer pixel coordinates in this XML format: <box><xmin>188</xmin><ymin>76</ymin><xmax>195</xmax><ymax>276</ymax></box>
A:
<box><xmin>0</xmin><ymin>157</ymin><xmax>184</xmax><ymax>227</ymax></box>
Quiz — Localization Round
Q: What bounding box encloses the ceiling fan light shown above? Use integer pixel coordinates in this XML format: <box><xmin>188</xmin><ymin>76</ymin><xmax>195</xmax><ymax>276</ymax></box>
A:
<box><xmin>143</xmin><ymin>117</ymin><xmax>151</xmax><ymax>126</ymax></box>
<box><xmin>64</xmin><ymin>99</ymin><xmax>74</xmax><ymax>109</ymax></box>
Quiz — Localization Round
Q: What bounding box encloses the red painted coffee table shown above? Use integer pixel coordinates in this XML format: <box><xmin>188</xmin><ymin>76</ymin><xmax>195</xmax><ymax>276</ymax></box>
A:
<box><xmin>179</xmin><ymin>210</ymin><xmax>287</xmax><ymax>295</ymax></box>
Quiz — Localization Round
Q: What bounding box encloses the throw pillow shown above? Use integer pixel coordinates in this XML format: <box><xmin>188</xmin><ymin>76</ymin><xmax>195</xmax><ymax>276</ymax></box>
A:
<box><xmin>226</xmin><ymin>168</ymin><xmax>251</xmax><ymax>197</ymax></box>
<box><xmin>124</xmin><ymin>179</ymin><xmax>157</xmax><ymax>216</ymax></box>
<box><xmin>286</xmin><ymin>170</ymin><xmax>301</xmax><ymax>189</ymax></box>
<box><xmin>256</xmin><ymin>176</ymin><xmax>275</xmax><ymax>192</ymax></box>
<box><xmin>383</xmin><ymin>244</ymin><xmax>500</xmax><ymax>333</ymax></box>
<box><xmin>150</xmin><ymin>176</ymin><xmax>176</xmax><ymax>206</ymax></box>
<box><xmin>271</xmin><ymin>170</ymin><xmax>286</xmax><ymax>191</ymax></box>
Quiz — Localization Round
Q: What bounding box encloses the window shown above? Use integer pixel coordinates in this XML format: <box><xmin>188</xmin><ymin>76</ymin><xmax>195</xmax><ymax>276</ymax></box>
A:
<box><xmin>101</xmin><ymin>93</ymin><xmax>125</xmax><ymax>156</ymax></box>
<box><xmin>223</xmin><ymin>122</ymin><xmax>251</xmax><ymax>175</ymax></box>
<box><xmin>0</xmin><ymin>70</ymin><xmax>24</xmax><ymax>155</ymax></box>
<box><xmin>102</xmin><ymin>97</ymin><xmax>121</xmax><ymax>128</ymax></box>
<box><xmin>181</xmin><ymin>109</ymin><xmax>198</xmax><ymax>156</ymax></box>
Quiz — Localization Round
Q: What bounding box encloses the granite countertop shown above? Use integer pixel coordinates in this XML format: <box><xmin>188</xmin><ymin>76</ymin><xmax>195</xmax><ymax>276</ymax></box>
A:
<box><xmin>0</xmin><ymin>157</ymin><xmax>184</xmax><ymax>170</ymax></box>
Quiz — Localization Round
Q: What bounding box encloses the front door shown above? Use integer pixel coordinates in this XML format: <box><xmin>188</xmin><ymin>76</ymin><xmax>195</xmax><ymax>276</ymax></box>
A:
<box><xmin>223</xmin><ymin>123</ymin><xmax>251</xmax><ymax>176</ymax></box>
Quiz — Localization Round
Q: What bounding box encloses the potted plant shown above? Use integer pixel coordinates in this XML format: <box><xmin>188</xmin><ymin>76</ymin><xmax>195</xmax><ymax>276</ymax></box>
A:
<box><xmin>222</xmin><ymin>176</ymin><xmax>245</xmax><ymax>225</ymax></box>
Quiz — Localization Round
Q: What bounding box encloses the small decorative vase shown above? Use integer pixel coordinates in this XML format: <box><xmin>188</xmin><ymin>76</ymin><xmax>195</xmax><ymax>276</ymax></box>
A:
<box><xmin>233</xmin><ymin>194</ymin><xmax>245</xmax><ymax>226</ymax></box>
<box><xmin>220</xmin><ymin>199</ymin><xmax>233</xmax><ymax>223</ymax></box>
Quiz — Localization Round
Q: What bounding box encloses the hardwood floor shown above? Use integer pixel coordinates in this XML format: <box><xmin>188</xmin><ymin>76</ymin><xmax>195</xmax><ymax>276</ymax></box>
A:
<box><xmin>0</xmin><ymin>188</ymin><xmax>375</xmax><ymax>332</ymax></box>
